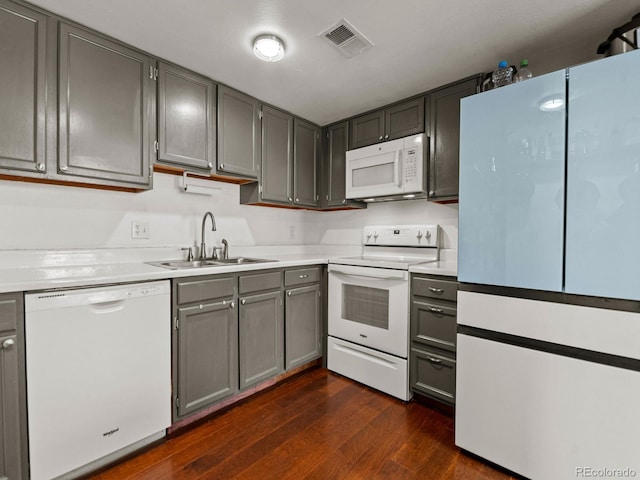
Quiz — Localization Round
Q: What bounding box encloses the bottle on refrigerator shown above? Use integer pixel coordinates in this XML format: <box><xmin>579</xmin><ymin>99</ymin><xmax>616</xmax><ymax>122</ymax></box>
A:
<box><xmin>492</xmin><ymin>61</ymin><xmax>513</xmax><ymax>88</ymax></box>
<box><xmin>514</xmin><ymin>59</ymin><xmax>533</xmax><ymax>82</ymax></box>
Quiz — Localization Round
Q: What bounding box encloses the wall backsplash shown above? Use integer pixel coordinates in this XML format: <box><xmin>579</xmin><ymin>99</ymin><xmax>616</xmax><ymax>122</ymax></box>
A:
<box><xmin>0</xmin><ymin>174</ymin><xmax>458</xmax><ymax>253</ymax></box>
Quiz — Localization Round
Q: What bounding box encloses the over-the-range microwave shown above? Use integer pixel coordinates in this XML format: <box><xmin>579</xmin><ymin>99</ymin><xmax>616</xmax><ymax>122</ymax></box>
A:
<box><xmin>345</xmin><ymin>133</ymin><xmax>427</xmax><ymax>202</ymax></box>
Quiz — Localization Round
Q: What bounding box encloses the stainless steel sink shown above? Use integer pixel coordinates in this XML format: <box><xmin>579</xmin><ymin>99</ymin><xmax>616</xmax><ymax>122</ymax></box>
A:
<box><xmin>146</xmin><ymin>260</ymin><xmax>222</xmax><ymax>270</ymax></box>
<box><xmin>147</xmin><ymin>257</ymin><xmax>276</xmax><ymax>270</ymax></box>
<box><xmin>213</xmin><ymin>257</ymin><xmax>277</xmax><ymax>265</ymax></box>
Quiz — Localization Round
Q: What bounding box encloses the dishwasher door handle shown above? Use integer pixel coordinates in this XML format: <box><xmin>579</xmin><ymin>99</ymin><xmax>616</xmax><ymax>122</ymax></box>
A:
<box><xmin>89</xmin><ymin>299</ymin><xmax>126</xmax><ymax>314</ymax></box>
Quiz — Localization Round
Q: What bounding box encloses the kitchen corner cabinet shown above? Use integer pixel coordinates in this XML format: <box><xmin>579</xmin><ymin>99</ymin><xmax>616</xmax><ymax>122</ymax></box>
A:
<box><xmin>238</xmin><ymin>271</ymin><xmax>284</xmax><ymax>389</ymax></box>
<box><xmin>217</xmin><ymin>85</ymin><xmax>261</xmax><ymax>179</ymax></box>
<box><xmin>0</xmin><ymin>293</ymin><xmax>28</xmax><ymax>480</ymax></box>
<box><xmin>157</xmin><ymin>62</ymin><xmax>216</xmax><ymax>173</ymax></box>
<box><xmin>349</xmin><ymin>97</ymin><xmax>425</xmax><ymax>149</ymax></box>
<box><xmin>58</xmin><ymin>23</ymin><xmax>155</xmax><ymax>189</ymax></box>
<box><xmin>293</xmin><ymin>119</ymin><xmax>320</xmax><ymax>207</ymax></box>
<box><xmin>427</xmin><ymin>75</ymin><xmax>481</xmax><ymax>201</ymax></box>
<box><xmin>0</xmin><ymin>0</ymin><xmax>55</xmax><ymax>178</ymax></box>
<box><xmin>319</xmin><ymin>122</ymin><xmax>366</xmax><ymax>209</ymax></box>
<box><xmin>285</xmin><ymin>267</ymin><xmax>322</xmax><ymax>369</ymax></box>
<box><xmin>260</xmin><ymin>106</ymin><xmax>293</xmax><ymax>204</ymax></box>
<box><xmin>173</xmin><ymin>275</ymin><xmax>238</xmax><ymax>420</ymax></box>
<box><xmin>410</xmin><ymin>275</ymin><xmax>457</xmax><ymax>405</ymax></box>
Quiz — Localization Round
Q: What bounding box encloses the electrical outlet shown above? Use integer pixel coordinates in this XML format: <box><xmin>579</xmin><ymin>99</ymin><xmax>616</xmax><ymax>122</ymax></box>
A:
<box><xmin>289</xmin><ymin>225</ymin><xmax>295</xmax><ymax>240</ymax></box>
<box><xmin>131</xmin><ymin>221</ymin><xmax>150</xmax><ymax>239</ymax></box>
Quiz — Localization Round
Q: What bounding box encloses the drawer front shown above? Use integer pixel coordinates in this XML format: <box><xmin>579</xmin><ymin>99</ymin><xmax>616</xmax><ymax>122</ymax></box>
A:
<box><xmin>413</xmin><ymin>276</ymin><xmax>457</xmax><ymax>302</ymax></box>
<box><xmin>0</xmin><ymin>293</ymin><xmax>20</xmax><ymax>332</ymax></box>
<box><xmin>239</xmin><ymin>270</ymin><xmax>282</xmax><ymax>295</ymax></box>
<box><xmin>410</xmin><ymin>347</ymin><xmax>456</xmax><ymax>404</ymax></box>
<box><xmin>176</xmin><ymin>276</ymin><xmax>235</xmax><ymax>305</ymax></box>
<box><xmin>411</xmin><ymin>300</ymin><xmax>457</xmax><ymax>351</ymax></box>
<box><xmin>284</xmin><ymin>267</ymin><xmax>320</xmax><ymax>287</ymax></box>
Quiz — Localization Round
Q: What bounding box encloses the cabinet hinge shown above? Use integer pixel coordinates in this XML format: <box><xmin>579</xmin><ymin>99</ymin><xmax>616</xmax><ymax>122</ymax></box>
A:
<box><xmin>154</xmin><ymin>140</ymin><xmax>159</xmax><ymax>153</ymax></box>
<box><xmin>258</xmin><ymin>110</ymin><xmax>263</xmax><ymax>120</ymax></box>
<box><xmin>326</xmin><ymin>132</ymin><xmax>329</xmax><ymax>139</ymax></box>
<box><xmin>175</xmin><ymin>317</ymin><xmax>179</xmax><ymax>329</ymax></box>
<box><xmin>152</xmin><ymin>67</ymin><xmax>159</xmax><ymax>80</ymax></box>
<box><xmin>149</xmin><ymin>66</ymin><xmax>154</xmax><ymax>79</ymax></box>
<box><xmin>316</xmin><ymin>194</ymin><xmax>319</xmax><ymax>201</ymax></box>
<box><xmin>258</xmin><ymin>185</ymin><xmax>262</xmax><ymax>194</ymax></box>
<box><xmin>175</xmin><ymin>397</ymin><xmax>180</xmax><ymax>408</ymax></box>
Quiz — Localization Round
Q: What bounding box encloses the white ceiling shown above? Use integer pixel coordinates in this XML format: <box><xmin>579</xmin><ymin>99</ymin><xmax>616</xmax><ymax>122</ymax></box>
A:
<box><xmin>28</xmin><ymin>0</ymin><xmax>639</xmax><ymax>125</ymax></box>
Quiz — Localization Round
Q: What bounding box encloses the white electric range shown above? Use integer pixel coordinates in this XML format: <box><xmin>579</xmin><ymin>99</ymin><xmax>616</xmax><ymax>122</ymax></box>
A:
<box><xmin>327</xmin><ymin>225</ymin><xmax>440</xmax><ymax>400</ymax></box>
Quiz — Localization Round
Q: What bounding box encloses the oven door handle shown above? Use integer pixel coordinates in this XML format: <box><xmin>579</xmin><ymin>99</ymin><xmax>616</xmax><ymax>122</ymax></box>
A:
<box><xmin>328</xmin><ymin>264</ymin><xmax>408</xmax><ymax>280</ymax></box>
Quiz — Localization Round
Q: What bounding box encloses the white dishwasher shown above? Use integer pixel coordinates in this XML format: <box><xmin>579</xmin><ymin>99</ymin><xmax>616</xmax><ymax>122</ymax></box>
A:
<box><xmin>25</xmin><ymin>280</ymin><xmax>171</xmax><ymax>480</ymax></box>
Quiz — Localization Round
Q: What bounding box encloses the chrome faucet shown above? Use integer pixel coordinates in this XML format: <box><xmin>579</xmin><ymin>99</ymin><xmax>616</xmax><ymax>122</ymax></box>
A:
<box><xmin>221</xmin><ymin>239</ymin><xmax>229</xmax><ymax>260</ymax></box>
<box><xmin>200</xmin><ymin>212</ymin><xmax>216</xmax><ymax>259</ymax></box>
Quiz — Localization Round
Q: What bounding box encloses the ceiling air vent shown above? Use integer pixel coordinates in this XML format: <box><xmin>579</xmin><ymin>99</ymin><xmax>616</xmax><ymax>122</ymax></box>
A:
<box><xmin>320</xmin><ymin>19</ymin><xmax>373</xmax><ymax>58</ymax></box>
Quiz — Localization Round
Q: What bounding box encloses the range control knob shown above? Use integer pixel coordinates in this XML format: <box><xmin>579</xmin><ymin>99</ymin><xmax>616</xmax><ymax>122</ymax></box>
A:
<box><xmin>416</xmin><ymin>231</ymin><xmax>423</xmax><ymax>239</ymax></box>
<box><xmin>425</xmin><ymin>230</ymin><xmax>432</xmax><ymax>240</ymax></box>
<box><xmin>367</xmin><ymin>231</ymin><xmax>373</xmax><ymax>239</ymax></box>
<box><xmin>373</xmin><ymin>232</ymin><xmax>379</xmax><ymax>239</ymax></box>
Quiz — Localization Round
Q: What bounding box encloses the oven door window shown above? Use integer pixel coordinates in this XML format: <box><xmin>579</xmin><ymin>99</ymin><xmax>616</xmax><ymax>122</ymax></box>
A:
<box><xmin>342</xmin><ymin>284</ymin><xmax>389</xmax><ymax>330</ymax></box>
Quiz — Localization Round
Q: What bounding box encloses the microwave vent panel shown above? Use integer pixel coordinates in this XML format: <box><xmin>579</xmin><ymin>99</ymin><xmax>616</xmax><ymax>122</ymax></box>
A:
<box><xmin>320</xmin><ymin>19</ymin><xmax>373</xmax><ymax>58</ymax></box>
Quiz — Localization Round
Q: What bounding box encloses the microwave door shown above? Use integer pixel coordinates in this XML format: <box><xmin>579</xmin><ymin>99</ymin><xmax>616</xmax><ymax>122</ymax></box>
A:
<box><xmin>347</xmin><ymin>150</ymin><xmax>403</xmax><ymax>198</ymax></box>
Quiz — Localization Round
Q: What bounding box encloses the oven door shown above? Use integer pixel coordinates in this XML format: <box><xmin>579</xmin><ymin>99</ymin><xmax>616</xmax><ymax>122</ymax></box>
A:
<box><xmin>328</xmin><ymin>264</ymin><xmax>409</xmax><ymax>357</ymax></box>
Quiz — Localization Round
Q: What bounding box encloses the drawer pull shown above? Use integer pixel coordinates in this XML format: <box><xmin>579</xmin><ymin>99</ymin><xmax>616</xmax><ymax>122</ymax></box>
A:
<box><xmin>299</xmin><ymin>274</ymin><xmax>309</xmax><ymax>279</ymax></box>
<box><xmin>427</xmin><ymin>357</ymin><xmax>442</xmax><ymax>364</ymax></box>
<box><xmin>428</xmin><ymin>287</ymin><xmax>444</xmax><ymax>293</ymax></box>
<box><xmin>428</xmin><ymin>307</ymin><xmax>444</xmax><ymax>314</ymax></box>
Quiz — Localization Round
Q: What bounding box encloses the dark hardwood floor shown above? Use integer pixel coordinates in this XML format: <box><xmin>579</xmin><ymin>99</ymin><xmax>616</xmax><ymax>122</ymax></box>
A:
<box><xmin>90</xmin><ymin>368</ymin><xmax>516</xmax><ymax>480</ymax></box>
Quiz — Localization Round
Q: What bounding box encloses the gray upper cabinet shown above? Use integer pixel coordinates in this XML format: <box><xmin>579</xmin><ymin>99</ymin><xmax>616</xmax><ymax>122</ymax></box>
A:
<box><xmin>349</xmin><ymin>110</ymin><xmax>385</xmax><ymax>149</ymax></box>
<box><xmin>260</xmin><ymin>106</ymin><xmax>293</xmax><ymax>204</ymax></box>
<box><xmin>293</xmin><ymin>118</ymin><xmax>320</xmax><ymax>207</ymax></box>
<box><xmin>427</xmin><ymin>75</ymin><xmax>481</xmax><ymax>200</ymax></box>
<box><xmin>0</xmin><ymin>0</ymin><xmax>54</xmax><ymax>176</ymax></box>
<box><xmin>176</xmin><ymin>300</ymin><xmax>237</xmax><ymax>418</ymax></box>
<box><xmin>0</xmin><ymin>293</ymin><xmax>27</xmax><ymax>480</ymax></box>
<box><xmin>385</xmin><ymin>97</ymin><xmax>425</xmax><ymax>141</ymax></box>
<box><xmin>239</xmin><ymin>290</ymin><xmax>283</xmax><ymax>389</ymax></box>
<box><xmin>58</xmin><ymin>23</ymin><xmax>154</xmax><ymax>188</ymax></box>
<box><xmin>349</xmin><ymin>97</ymin><xmax>425</xmax><ymax>149</ymax></box>
<box><xmin>157</xmin><ymin>62</ymin><xmax>216</xmax><ymax>173</ymax></box>
<box><xmin>217</xmin><ymin>85</ymin><xmax>260</xmax><ymax>179</ymax></box>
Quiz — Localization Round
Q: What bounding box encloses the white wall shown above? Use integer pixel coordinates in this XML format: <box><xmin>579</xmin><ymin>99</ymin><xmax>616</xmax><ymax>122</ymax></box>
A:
<box><xmin>0</xmin><ymin>173</ymin><xmax>458</xmax><ymax>253</ymax></box>
<box><xmin>0</xmin><ymin>173</ymin><xmax>306</xmax><ymax>251</ymax></box>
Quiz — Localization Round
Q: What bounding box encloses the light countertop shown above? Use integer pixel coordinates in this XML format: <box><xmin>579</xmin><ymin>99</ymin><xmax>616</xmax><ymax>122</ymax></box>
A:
<box><xmin>409</xmin><ymin>261</ymin><xmax>457</xmax><ymax>278</ymax></box>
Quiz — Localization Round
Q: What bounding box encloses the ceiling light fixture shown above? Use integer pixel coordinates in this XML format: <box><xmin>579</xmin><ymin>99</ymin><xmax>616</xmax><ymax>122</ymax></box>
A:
<box><xmin>539</xmin><ymin>97</ymin><xmax>565</xmax><ymax>112</ymax></box>
<box><xmin>253</xmin><ymin>34</ymin><xmax>285</xmax><ymax>62</ymax></box>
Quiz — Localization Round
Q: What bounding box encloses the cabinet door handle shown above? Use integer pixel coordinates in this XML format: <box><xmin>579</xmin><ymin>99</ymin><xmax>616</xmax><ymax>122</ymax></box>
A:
<box><xmin>2</xmin><ymin>338</ymin><xmax>15</xmax><ymax>349</ymax></box>
<box><xmin>288</xmin><ymin>197</ymin><xmax>293</xmax><ymax>202</ymax></box>
<box><xmin>36</xmin><ymin>163</ymin><xmax>45</xmax><ymax>171</ymax></box>
<box><xmin>378</xmin><ymin>136</ymin><xmax>383</xmax><ymax>140</ymax></box>
<box><xmin>427</xmin><ymin>357</ymin><xmax>442</xmax><ymax>364</ymax></box>
<box><xmin>428</xmin><ymin>287</ymin><xmax>444</xmax><ymax>294</ymax></box>
<box><xmin>385</xmin><ymin>134</ymin><xmax>389</xmax><ymax>140</ymax></box>
<box><xmin>287</xmin><ymin>291</ymin><xmax>292</xmax><ymax>296</ymax></box>
<box><xmin>428</xmin><ymin>307</ymin><xmax>444</xmax><ymax>314</ymax></box>
<box><xmin>241</xmin><ymin>299</ymin><xmax>246</xmax><ymax>305</ymax></box>
<box><xmin>207</xmin><ymin>162</ymin><xmax>213</xmax><ymax>169</ymax></box>
<box><xmin>60</xmin><ymin>165</ymin><xmax>68</xmax><ymax>172</ymax></box>
<box><xmin>230</xmin><ymin>301</ymin><xmax>235</xmax><ymax>309</ymax></box>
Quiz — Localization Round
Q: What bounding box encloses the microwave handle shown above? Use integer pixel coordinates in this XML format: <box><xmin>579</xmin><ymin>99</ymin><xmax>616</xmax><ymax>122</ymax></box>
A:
<box><xmin>394</xmin><ymin>151</ymin><xmax>402</xmax><ymax>187</ymax></box>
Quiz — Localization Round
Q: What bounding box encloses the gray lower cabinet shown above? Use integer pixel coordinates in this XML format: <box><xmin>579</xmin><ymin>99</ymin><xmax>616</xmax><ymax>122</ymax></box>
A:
<box><xmin>292</xmin><ymin>119</ymin><xmax>320</xmax><ymax>207</ymax></box>
<box><xmin>173</xmin><ymin>275</ymin><xmax>237</xmax><ymax>420</ymax></box>
<box><xmin>410</xmin><ymin>274</ymin><xmax>457</xmax><ymax>405</ymax></box>
<box><xmin>349</xmin><ymin>97</ymin><xmax>425</xmax><ymax>149</ymax></box>
<box><xmin>260</xmin><ymin>106</ymin><xmax>293</xmax><ymax>204</ymax></box>
<box><xmin>427</xmin><ymin>75</ymin><xmax>481</xmax><ymax>200</ymax></box>
<box><xmin>284</xmin><ymin>267</ymin><xmax>322</xmax><ymax>369</ymax></box>
<box><xmin>0</xmin><ymin>0</ymin><xmax>55</xmax><ymax>178</ymax></box>
<box><xmin>157</xmin><ymin>62</ymin><xmax>216</xmax><ymax>173</ymax></box>
<box><xmin>239</xmin><ymin>289</ymin><xmax>284</xmax><ymax>389</ymax></box>
<box><xmin>58</xmin><ymin>23</ymin><xmax>155</xmax><ymax>189</ymax></box>
<box><xmin>217</xmin><ymin>85</ymin><xmax>260</xmax><ymax>179</ymax></box>
<box><xmin>0</xmin><ymin>293</ymin><xmax>27</xmax><ymax>480</ymax></box>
